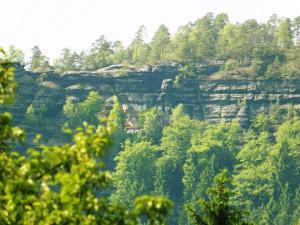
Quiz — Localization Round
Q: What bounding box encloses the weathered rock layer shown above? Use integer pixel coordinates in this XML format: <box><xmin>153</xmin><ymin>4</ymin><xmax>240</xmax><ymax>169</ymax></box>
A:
<box><xmin>3</xmin><ymin>65</ymin><xmax>300</xmax><ymax>131</ymax></box>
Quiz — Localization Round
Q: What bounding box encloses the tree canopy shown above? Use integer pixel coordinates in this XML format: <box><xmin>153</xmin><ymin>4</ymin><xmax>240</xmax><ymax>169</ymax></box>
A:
<box><xmin>7</xmin><ymin>13</ymin><xmax>300</xmax><ymax>79</ymax></box>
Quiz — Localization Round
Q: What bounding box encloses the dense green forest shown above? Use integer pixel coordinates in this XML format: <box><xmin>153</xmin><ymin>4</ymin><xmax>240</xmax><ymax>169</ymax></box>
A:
<box><xmin>7</xmin><ymin>13</ymin><xmax>300</xmax><ymax>79</ymax></box>
<box><xmin>62</xmin><ymin>92</ymin><xmax>300</xmax><ymax>224</ymax></box>
<box><xmin>1</xmin><ymin>13</ymin><xmax>300</xmax><ymax>225</ymax></box>
<box><xmin>1</xmin><ymin>61</ymin><xmax>300</xmax><ymax>224</ymax></box>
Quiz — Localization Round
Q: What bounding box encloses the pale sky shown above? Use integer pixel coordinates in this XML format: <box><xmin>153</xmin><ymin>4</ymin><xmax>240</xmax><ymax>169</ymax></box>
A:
<box><xmin>1</xmin><ymin>0</ymin><xmax>300</xmax><ymax>60</ymax></box>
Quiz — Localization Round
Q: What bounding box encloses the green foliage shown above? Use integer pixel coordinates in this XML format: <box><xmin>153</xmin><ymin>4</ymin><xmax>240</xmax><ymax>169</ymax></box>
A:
<box><xmin>178</xmin><ymin>64</ymin><xmax>197</xmax><ymax>78</ymax></box>
<box><xmin>0</xmin><ymin>50</ymin><xmax>24</xmax><ymax>151</ymax></box>
<box><xmin>84</xmin><ymin>35</ymin><xmax>114</xmax><ymax>70</ymax></box>
<box><xmin>217</xmin><ymin>23</ymin><xmax>242</xmax><ymax>60</ymax></box>
<box><xmin>112</xmin><ymin>41</ymin><xmax>128</xmax><ymax>64</ymax></box>
<box><xmin>110</xmin><ymin>102</ymin><xmax>299</xmax><ymax>225</ymax></box>
<box><xmin>224</xmin><ymin>59</ymin><xmax>239</xmax><ymax>73</ymax></box>
<box><xmin>188</xmin><ymin>170</ymin><xmax>252</xmax><ymax>225</ymax></box>
<box><xmin>155</xmin><ymin>105</ymin><xmax>200</xmax><ymax>223</ymax></box>
<box><xmin>149</xmin><ymin>24</ymin><xmax>171</xmax><ymax>62</ymax></box>
<box><xmin>29</xmin><ymin>45</ymin><xmax>51</xmax><ymax>72</ymax></box>
<box><xmin>0</xmin><ymin>48</ymin><xmax>16</xmax><ymax>104</ymax></box>
<box><xmin>233</xmin><ymin>115</ymin><xmax>300</xmax><ymax>224</ymax></box>
<box><xmin>248</xmin><ymin>58</ymin><xmax>264</xmax><ymax>78</ymax></box>
<box><xmin>63</xmin><ymin>91</ymin><xmax>103</xmax><ymax>126</ymax></box>
<box><xmin>0</xmin><ymin>112</ymin><xmax>25</xmax><ymax>152</ymax></box>
<box><xmin>276</xmin><ymin>18</ymin><xmax>294</xmax><ymax>49</ymax></box>
<box><xmin>190</xmin><ymin>13</ymin><xmax>216</xmax><ymax>60</ymax></box>
<box><xmin>53</xmin><ymin>48</ymin><xmax>80</xmax><ymax>73</ymax></box>
<box><xmin>3</xmin><ymin>13</ymin><xmax>300</xmax><ymax>223</ymax></box>
<box><xmin>108</xmin><ymin>96</ymin><xmax>126</xmax><ymax>130</ymax></box>
<box><xmin>250</xmin><ymin>45</ymin><xmax>284</xmax><ymax>78</ymax></box>
<box><xmin>6</xmin><ymin>45</ymin><xmax>25</xmax><ymax>64</ymax></box>
<box><xmin>265</xmin><ymin>57</ymin><xmax>282</xmax><ymax>78</ymax></box>
<box><xmin>129</xmin><ymin>25</ymin><xmax>150</xmax><ymax>64</ymax></box>
<box><xmin>183</xmin><ymin>122</ymin><xmax>242</xmax><ymax>197</ymax></box>
<box><xmin>137</xmin><ymin>108</ymin><xmax>163</xmax><ymax>144</ymax></box>
<box><xmin>25</xmin><ymin>102</ymin><xmax>47</xmax><ymax>126</ymax></box>
<box><xmin>182</xmin><ymin>122</ymin><xmax>243</xmax><ymax>224</ymax></box>
<box><xmin>63</xmin><ymin>96</ymin><xmax>75</xmax><ymax>118</ymax></box>
<box><xmin>0</xmin><ymin>122</ymin><xmax>173</xmax><ymax>224</ymax></box>
<box><xmin>14</xmin><ymin>13</ymin><xmax>300</xmax><ymax>79</ymax></box>
<box><xmin>134</xmin><ymin>196</ymin><xmax>173</xmax><ymax>225</ymax></box>
<box><xmin>78</xmin><ymin>91</ymin><xmax>103</xmax><ymax>123</ymax></box>
<box><xmin>0</xmin><ymin>52</ymin><xmax>173</xmax><ymax>224</ymax></box>
<box><xmin>6</xmin><ymin>44</ymin><xmax>299</xmax><ymax>223</ymax></box>
<box><xmin>171</xmin><ymin>24</ymin><xmax>194</xmax><ymax>62</ymax></box>
<box><xmin>106</xmin><ymin>96</ymin><xmax>127</xmax><ymax>168</ymax></box>
<box><xmin>281</xmin><ymin>43</ymin><xmax>300</xmax><ymax>78</ymax></box>
<box><xmin>111</xmin><ymin>141</ymin><xmax>158</xmax><ymax>205</ymax></box>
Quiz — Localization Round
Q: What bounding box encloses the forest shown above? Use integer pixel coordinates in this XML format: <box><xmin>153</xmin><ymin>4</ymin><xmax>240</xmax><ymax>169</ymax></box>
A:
<box><xmin>6</xmin><ymin>13</ymin><xmax>300</xmax><ymax>79</ymax></box>
<box><xmin>1</xmin><ymin>12</ymin><xmax>300</xmax><ymax>225</ymax></box>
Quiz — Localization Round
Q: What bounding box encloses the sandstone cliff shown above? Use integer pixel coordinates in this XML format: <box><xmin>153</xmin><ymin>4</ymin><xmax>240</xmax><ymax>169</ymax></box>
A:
<box><xmin>1</xmin><ymin>63</ymin><xmax>300</xmax><ymax>142</ymax></box>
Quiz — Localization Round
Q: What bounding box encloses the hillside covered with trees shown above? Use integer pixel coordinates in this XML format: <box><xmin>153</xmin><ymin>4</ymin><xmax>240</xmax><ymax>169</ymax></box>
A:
<box><xmin>1</xmin><ymin>12</ymin><xmax>300</xmax><ymax>225</ymax></box>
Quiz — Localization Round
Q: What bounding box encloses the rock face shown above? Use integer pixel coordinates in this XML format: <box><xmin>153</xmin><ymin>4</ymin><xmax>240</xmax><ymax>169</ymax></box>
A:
<box><xmin>171</xmin><ymin>79</ymin><xmax>300</xmax><ymax>124</ymax></box>
<box><xmin>2</xmin><ymin>64</ymin><xmax>300</xmax><ymax>133</ymax></box>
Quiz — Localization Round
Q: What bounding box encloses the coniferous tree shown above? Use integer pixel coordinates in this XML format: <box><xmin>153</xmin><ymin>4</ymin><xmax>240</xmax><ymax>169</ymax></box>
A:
<box><xmin>189</xmin><ymin>170</ymin><xmax>252</xmax><ymax>225</ymax></box>
<box><xmin>29</xmin><ymin>45</ymin><xmax>50</xmax><ymax>72</ymax></box>
<box><xmin>149</xmin><ymin>24</ymin><xmax>171</xmax><ymax>62</ymax></box>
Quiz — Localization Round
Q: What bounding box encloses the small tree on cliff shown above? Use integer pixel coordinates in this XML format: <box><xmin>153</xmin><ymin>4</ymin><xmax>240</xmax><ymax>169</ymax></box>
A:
<box><xmin>29</xmin><ymin>45</ymin><xmax>51</xmax><ymax>72</ymax></box>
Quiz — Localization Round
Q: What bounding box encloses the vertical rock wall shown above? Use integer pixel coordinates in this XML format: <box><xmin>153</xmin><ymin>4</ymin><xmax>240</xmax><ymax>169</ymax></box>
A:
<box><xmin>2</xmin><ymin>65</ymin><xmax>300</xmax><ymax>133</ymax></box>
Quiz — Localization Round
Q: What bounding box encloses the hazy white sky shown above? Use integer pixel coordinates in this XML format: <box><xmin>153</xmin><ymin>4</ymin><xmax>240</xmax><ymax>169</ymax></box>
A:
<box><xmin>1</xmin><ymin>0</ymin><xmax>300</xmax><ymax>60</ymax></box>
